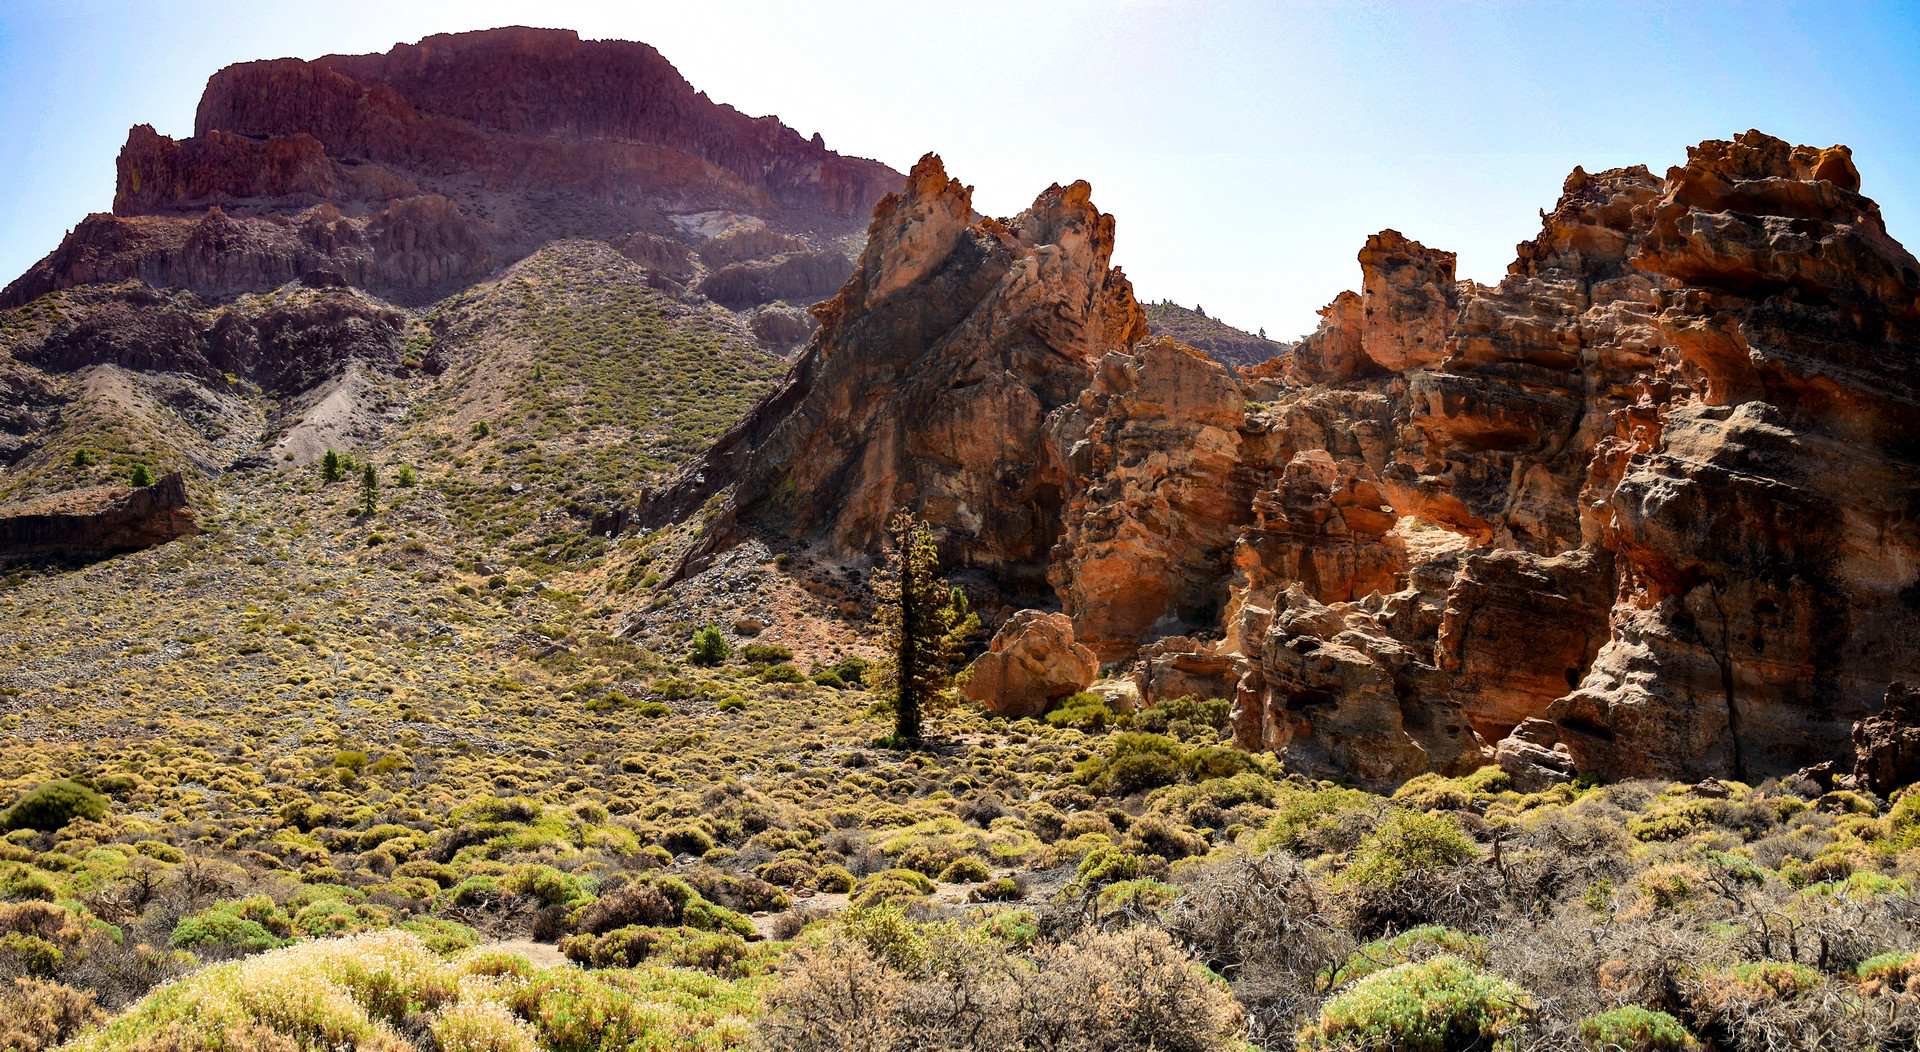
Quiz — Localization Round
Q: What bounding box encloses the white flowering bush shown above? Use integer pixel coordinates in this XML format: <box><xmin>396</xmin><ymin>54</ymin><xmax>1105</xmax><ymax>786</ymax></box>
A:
<box><xmin>434</xmin><ymin>999</ymin><xmax>543</xmax><ymax>1052</ymax></box>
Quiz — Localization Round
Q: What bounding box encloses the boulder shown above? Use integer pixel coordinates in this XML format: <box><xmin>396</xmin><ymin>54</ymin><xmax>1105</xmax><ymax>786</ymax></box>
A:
<box><xmin>963</xmin><ymin>610</ymin><xmax>1099</xmax><ymax>719</ymax></box>
<box><xmin>1852</xmin><ymin>683</ymin><xmax>1920</xmax><ymax>796</ymax></box>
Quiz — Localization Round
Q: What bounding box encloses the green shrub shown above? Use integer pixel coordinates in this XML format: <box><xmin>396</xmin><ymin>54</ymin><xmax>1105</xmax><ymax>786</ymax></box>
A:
<box><xmin>130</xmin><ymin>464</ymin><xmax>153</xmax><ymax>486</ymax></box>
<box><xmin>851</xmin><ymin>868</ymin><xmax>934</xmax><ymax>908</ymax></box>
<box><xmin>812</xmin><ymin>865</ymin><xmax>856</xmax><ymax>893</ymax></box>
<box><xmin>970</xmin><ymin>877</ymin><xmax>1024</xmax><ymax>902</ymax></box>
<box><xmin>171</xmin><ymin>897</ymin><xmax>295</xmax><ymax>954</ymax></box>
<box><xmin>170</xmin><ymin>910</ymin><xmax>291</xmax><ymax>955</ymax></box>
<box><xmin>690</xmin><ymin>626</ymin><xmax>730</xmax><ymax>667</ymax></box>
<box><xmin>1045</xmin><ymin>692</ymin><xmax>1120</xmax><ymax>730</ymax></box>
<box><xmin>1182</xmin><ymin>746</ymin><xmax>1252</xmax><ymax>781</ymax></box>
<box><xmin>1579</xmin><ymin>1006</ymin><xmax>1698</xmax><ymax>1051</ymax></box>
<box><xmin>2</xmin><ymin>780</ymin><xmax>107</xmax><ymax>832</ymax></box>
<box><xmin>658</xmin><ymin>825</ymin><xmax>714</xmax><ymax>857</ymax></box>
<box><xmin>1332</xmin><ymin>925</ymin><xmax>1488</xmax><ymax>985</ymax></box>
<box><xmin>1710</xmin><ymin>960</ymin><xmax>1822</xmax><ymax>1002</ymax></box>
<box><xmin>832</xmin><ymin>656</ymin><xmax>871</xmax><ymax>686</ymax></box>
<box><xmin>1249</xmin><ymin>782</ymin><xmax>1376</xmax><ymax>853</ymax></box>
<box><xmin>562</xmin><ymin>924</ymin><xmax>665</xmax><ymax>968</ymax></box>
<box><xmin>742</xmin><ymin>643</ymin><xmax>793</xmax><ymax>664</ymax></box>
<box><xmin>1857</xmin><ymin>950</ymin><xmax>1920</xmax><ymax>990</ymax></box>
<box><xmin>635</xmin><ymin>701</ymin><xmax>672</xmax><ymax>718</ymax></box>
<box><xmin>1299</xmin><ymin>955</ymin><xmax>1532</xmax><ymax>1051</ymax></box>
<box><xmin>1338</xmin><ymin>808</ymin><xmax>1477</xmax><ymax>889</ymax></box>
<box><xmin>0</xmin><ymin>933</ymin><xmax>63</xmax><ymax>977</ymax></box>
<box><xmin>1132</xmin><ymin>694</ymin><xmax>1231</xmax><ymax>736</ymax></box>
<box><xmin>679</xmin><ymin>898</ymin><xmax>754</xmax><ymax>937</ymax></box>
<box><xmin>1094</xmin><ymin>877</ymin><xmax>1180</xmax><ymax>920</ymax></box>
<box><xmin>757</xmin><ymin>665</ymin><xmax>806</xmax><ymax>684</ymax></box>
<box><xmin>135</xmin><ymin>839</ymin><xmax>184</xmax><ymax>863</ymax></box>
<box><xmin>937</xmin><ymin>857</ymin><xmax>991</xmax><ymax>883</ymax></box>
<box><xmin>1078</xmin><ymin>733</ymin><xmax>1185</xmax><ymax>796</ymax></box>
<box><xmin>1888</xmin><ymin>790</ymin><xmax>1920</xmax><ymax>849</ymax></box>
<box><xmin>1074</xmin><ymin>843</ymin><xmax>1141</xmax><ymax>889</ymax></box>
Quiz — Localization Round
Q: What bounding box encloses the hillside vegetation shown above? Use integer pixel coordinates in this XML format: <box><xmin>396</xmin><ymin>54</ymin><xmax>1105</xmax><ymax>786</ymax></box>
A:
<box><xmin>3</xmin><ymin>506</ymin><xmax>1919</xmax><ymax>1051</ymax></box>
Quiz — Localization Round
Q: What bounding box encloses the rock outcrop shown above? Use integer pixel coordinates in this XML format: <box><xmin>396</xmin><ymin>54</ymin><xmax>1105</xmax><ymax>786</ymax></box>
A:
<box><xmin>1852</xmin><ymin>684</ymin><xmax>1920</xmax><ymax>796</ymax></box>
<box><xmin>962</xmin><ymin>610</ymin><xmax>1099</xmax><ymax>718</ymax></box>
<box><xmin>647</xmin><ymin>153</ymin><xmax>1146</xmax><ymax>602</ymax></box>
<box><xmin>4</xmin><ymin>27</ymin><xmax>902</xmax><ymax>308</ymax></box>
<box><xmin>654</xmin><ymin>130</ymin><xmax>1920</xmax><ymax>789</ymax></box>
<box><xmin>0</xmin><ymin>473</ymin><xmax>197</xmax><ymax>559</ymax></box>
<box><xmin>16</xmin><ymin>285</ymin><xmax>405</xmax><ymax>393</ymax></box>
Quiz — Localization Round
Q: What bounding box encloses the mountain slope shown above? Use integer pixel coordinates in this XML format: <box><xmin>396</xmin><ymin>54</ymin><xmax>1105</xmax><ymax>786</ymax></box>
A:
<box><xmin>1143</xmin><ymin>300</ymin><xmax>1289</xmax><ymax>368</ymax></box>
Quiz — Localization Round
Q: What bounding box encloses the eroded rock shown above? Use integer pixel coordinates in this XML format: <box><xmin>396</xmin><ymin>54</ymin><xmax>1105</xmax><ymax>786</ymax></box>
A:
<box><xmin>962</xmin><ymin>610</ymin><xmax>1099</xmax><ymax>718</ymax></box>
<box><xmin>0</xmin><ymin>473</ymin><xmax>197</xmax><ymax>560</ymax></box>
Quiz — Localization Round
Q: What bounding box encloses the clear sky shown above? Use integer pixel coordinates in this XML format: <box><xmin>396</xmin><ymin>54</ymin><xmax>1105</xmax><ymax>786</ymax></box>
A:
<box><xmin>2</xmin><ymin>0</ymin><xmax>1916</xmax><ymax>340</ymax></box>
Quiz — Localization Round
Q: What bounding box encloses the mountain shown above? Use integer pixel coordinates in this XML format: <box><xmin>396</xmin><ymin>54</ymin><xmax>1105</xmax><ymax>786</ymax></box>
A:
<box><xmin>3</xmin><ymin>27</ymin><xmax>1920</xmax><ymax>1047</ymax></box>
<box><xmin>1143</xmin><ymin>300</ymin><xmax>1290</xmax><ymax>369</ymax></box>
<box><xmin>5</xmin><ymin>26</ymin><xmax>897</xmax><ymax>310</ymax></box>
<box><xmin>0</xmin><ymin>27</ymin><xmax>902</xmax><ymax>559</ymax></box>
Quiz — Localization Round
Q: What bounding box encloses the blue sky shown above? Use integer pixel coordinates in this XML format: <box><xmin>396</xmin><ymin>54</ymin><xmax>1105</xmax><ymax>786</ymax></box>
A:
<box><xmin>1</xmin><ymin>0</ymin><xmax>1915</xmax><ymax>339</ymax></box>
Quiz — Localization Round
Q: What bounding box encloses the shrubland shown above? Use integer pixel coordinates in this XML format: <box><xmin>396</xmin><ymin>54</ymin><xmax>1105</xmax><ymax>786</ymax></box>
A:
<box><xmin>1</xmin><ymin>249</ymin><xmax>1915</xmax><ymax>1051</ymax></box>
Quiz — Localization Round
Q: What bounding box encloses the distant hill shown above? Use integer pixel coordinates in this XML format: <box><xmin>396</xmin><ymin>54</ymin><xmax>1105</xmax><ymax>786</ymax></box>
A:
<box><xmin>1143</xmin><ymin>300</ymin><xmax>1290</xmax><ymax>368</ymax></box>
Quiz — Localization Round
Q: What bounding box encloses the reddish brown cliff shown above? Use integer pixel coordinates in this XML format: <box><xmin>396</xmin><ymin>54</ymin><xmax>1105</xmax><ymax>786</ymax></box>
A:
<box><xmin>0</xmin><ymin>472</ymin><xmax>197</xmax><ymax>559</ymax></box>
<box><xmin>5</xmin><ymin>27</ymin><xmax>901</xmax><ymax>308</ymax></box>
<box><xmin>649</xmin><ymin>154</ymin><xmax>1145</xmax><ymax>602</ymax></box>
<box><xmin>655</xmin><ymin>130</ymin><xmax>1919</xmax><ymax>790</ymax></box>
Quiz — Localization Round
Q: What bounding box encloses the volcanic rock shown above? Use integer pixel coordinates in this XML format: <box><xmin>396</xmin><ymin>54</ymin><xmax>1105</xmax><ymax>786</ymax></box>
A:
<box><xmin>647</xmin><ymin>153</ymin><xmax>1145</xmax><ymax>600</ymax></box>
<box><xmin>1852</xmin><ymin>683</ymin><xmax>1920</xmax><ymax>796</ymax></box>
<box><xmin>1049</xmin><ymin>338</ymin><xmax>1251</xmax><ymax>660</ymax></box>
<box><xmin>4</xmin><ymin>27</ymin><xmax>902</xmax><ymax>308</ymax></box>
<box><xmin>0</xmin><ymin>472</ymin><xmax>197</xmax><ymax>559</ymax></box>
<box><xmin>642</xmin><ymin>129</ymin><xmax>1920</xmax><ymax>788</ymax></box>
<box><xmin>962</xmin><ymin>610</ymin><xmax>1099</xmax><ymax>718</ymax></box>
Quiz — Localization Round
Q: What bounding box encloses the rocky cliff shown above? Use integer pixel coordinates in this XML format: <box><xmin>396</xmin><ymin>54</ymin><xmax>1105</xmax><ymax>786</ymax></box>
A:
<box><xmin>662</xmin><ymin>131</ymin><xmax>1920</xmax><ymax>789</ymax></box>
<box><xmin>0</xmin><ymin>472</ymin><xmax>196</xmax><ymax>559</ymax></box>
<box><xmin>646</xmin><ymin>153</ymin><xmax>1146</xmax><ymax>603</ymax></box>
<box><xmin>4</xmin><ymin>27</ymin><xmax>899</xmax><ymax>308</ymax></box>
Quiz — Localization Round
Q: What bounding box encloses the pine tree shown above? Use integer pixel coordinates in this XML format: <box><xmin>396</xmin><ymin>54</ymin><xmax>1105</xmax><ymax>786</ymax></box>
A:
<box><xmin>360</xmin><ymin>463</ymin><xmax>378</xmax><ymax>516</ymax></box>
<box><xmin>129</xmin><ymin>464</ymin><xmax>152</xmax><ymax>487</ymax></box>
<box><xmin>691</xmin><ymin>625</ymin><xmax>730</xmax><ymax>667</ymax></box>
<box><xmin>875</xmin><ymin>513</ymin><xmax>979</xmax><ymax>743</ymax></box>
<box><xmin>322</xmin><ymin>450</ymin><xmax>343</xmax><ymax>483</ymax></box>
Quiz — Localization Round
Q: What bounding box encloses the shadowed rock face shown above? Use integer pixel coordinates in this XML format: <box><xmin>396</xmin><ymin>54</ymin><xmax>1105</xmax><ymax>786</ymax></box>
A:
<box><xmin>4</xmin><ymin>27</ymin><xmax>902</xmax><ymax>308</ymax></box>
<box><xmin>648</xmin><ymin>153</ymin><xmax>1146</xmax><ymax>603</ymax></box>
<box><xmin>658</xmin><ymin>130</ymin><xmax>1920</xmax><ymax>789</ymax></box>
<box><xmin>0</xmin><ymin>472</ymin><xmax>197</xmax><ymax>559</ymax></box>
<box><xmin>16</xmin><ymin>285</ymin><xmax>406</xmax><ymax>395</ymax></box>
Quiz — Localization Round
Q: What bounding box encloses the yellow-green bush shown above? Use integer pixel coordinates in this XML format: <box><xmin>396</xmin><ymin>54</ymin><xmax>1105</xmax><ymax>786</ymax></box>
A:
<box><xmin>1299</xmin><ymin>955</ymin><xmax>1532</xmax><ymax>1051</ymax></box>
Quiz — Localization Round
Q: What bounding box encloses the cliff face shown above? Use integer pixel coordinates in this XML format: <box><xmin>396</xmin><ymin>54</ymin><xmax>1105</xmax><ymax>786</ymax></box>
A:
<box><xmin>665</xmin><ymin>131</ymin><xmax>1920</xmax><ymax>789</ymax></box>
<box><xmin>4</xmin><ymin>27</ymin><xmax>900</xmax><ymax>308</ymax></box>
<box><xmin>0</xmin><ymin>472</ymin><xmax>197</xmax><ymax>559</ymax></box>
<box><xmin>649</xmin><ymin>154</ymin><xmax>1145</xmax><ymax>601</ymax></box>
<box><xmin>1171</xmin><ymin>130</ymin><xmax>1920</xmax><ymax>787</ymax></box>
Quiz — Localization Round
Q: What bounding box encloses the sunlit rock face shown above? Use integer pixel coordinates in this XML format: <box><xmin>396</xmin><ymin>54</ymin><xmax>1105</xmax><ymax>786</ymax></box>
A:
<box><xmin>651</xmin><ymin>131</ymin><xmax>1920</xmax><ymax>789</ymax></box>
<box><xmin>4</xmin><ymin>26</ymin><xmax>900</xmax><ymax>309</ymax></box>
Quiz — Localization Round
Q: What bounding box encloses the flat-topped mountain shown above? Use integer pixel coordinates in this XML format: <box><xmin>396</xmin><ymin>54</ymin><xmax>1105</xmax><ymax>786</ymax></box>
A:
<box><xmin>5</xmin><ymin>26</ymin><xmax>900</xmax><ymax>309</ymax></box>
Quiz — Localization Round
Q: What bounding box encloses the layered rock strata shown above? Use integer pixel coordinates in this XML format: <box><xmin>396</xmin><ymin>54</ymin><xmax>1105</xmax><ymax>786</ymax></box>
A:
<box><xmin>5</xmin><ymin>27</ymin><xmax>901</xmax><ymax>308</ymax></box>
<box><xmin>0</xmin><ymin>472</ymin><xmax>197</xmax><ymax>559</ymax></box>
<box><xmin>665</xmin><ymin>131</ymin><xmax>1920</xmax><ymax>789</ymax></box>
